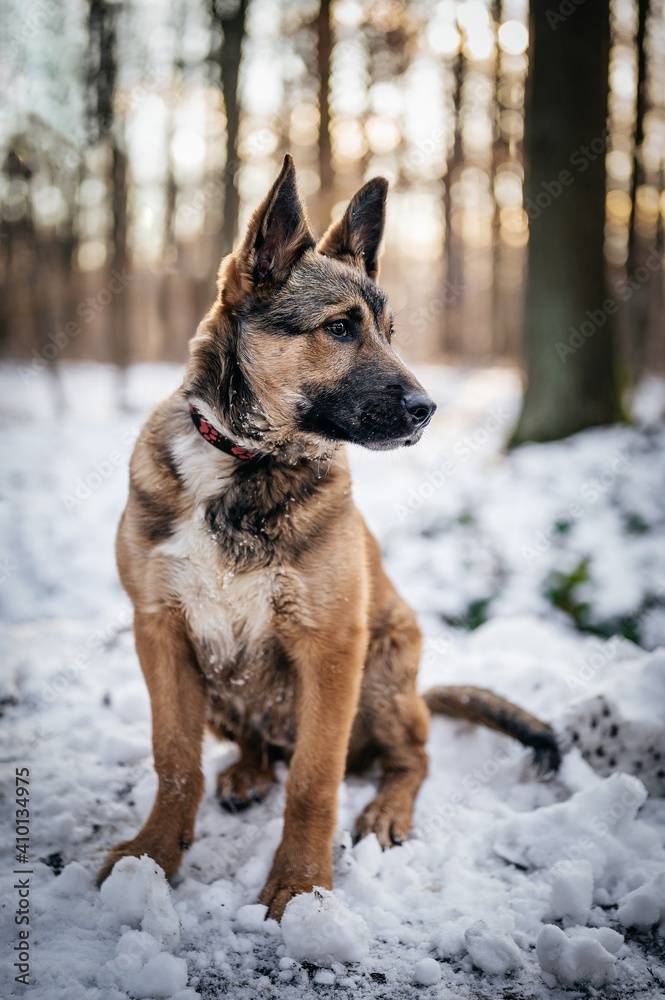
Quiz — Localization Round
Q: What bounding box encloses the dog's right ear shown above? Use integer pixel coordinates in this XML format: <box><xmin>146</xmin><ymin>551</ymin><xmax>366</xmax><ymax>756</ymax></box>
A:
<box><xmin>231</xmin><ymin>154</ymin><xmax>315</xmax><ymax>295</ymax></box>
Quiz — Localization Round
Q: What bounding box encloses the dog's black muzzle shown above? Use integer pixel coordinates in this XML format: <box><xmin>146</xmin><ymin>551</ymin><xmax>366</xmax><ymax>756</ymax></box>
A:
<box><xmin>299</xmin><ymin>374</ymin><xmax>437</xmax><ymax>451</ymax></box>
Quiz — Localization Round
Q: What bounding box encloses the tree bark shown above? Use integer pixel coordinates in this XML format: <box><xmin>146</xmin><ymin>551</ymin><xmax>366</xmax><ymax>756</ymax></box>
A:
<box><xmin>511</xmin><ymin>0</ymin><xmax>622</xmax><ymax>444</ymax></box>
<box><xmin>317</xmin><ymin>0</ymin><xmax>333</xmax><ymax>196</ymax></box>
<box><xmin>211</xmin><ymin>0</ymin><xmax>249</xmax><ymax>259</ymax></box>
<box><xmin>625</xmin><ymin>0</ymin><xmax>650</xmax><ymax>380</ymax></box>
<box><xmin>441</xmin><ymin>51</ymin><xmax>465</xmax><ymax>357</ymax></box>
<box><xmin>86</xmin><ymin>0</ymin><xmax>130</xmax><ymax>404</ymax></box>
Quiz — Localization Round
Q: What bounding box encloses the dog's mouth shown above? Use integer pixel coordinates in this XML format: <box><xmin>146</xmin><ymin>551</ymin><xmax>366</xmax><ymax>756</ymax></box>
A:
<box><xmin>301</xmin><ymin>409</ymin><xmax>432</xmax><ymax>451</ymax></box>
<box><xmin>361</xmin><ymin>429</ymin><xmax>425</xmax><ymax>450</ymax></box>
<box><xmin>350</xmin><ymin>420</ymin><xmax>430</xmax><ymax>451</ymax></box>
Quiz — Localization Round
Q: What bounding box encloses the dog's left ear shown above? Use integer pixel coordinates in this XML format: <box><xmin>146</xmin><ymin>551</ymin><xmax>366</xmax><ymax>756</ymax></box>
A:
<box><xmin>236</xmin><ymin>154</ymin><xmax>315</xmax><ymax>291</ymax></box>
<box><xmin>317</xmin><ymin>177</ymin><xmax>388</xmax><ymax>281</ymax></box>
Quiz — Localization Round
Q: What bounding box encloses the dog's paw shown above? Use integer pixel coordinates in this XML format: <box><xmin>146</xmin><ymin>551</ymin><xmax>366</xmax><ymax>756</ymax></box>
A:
<box><xmin>258</xmin><ymin>856</ymin><xmax>332</xmax><ymax>921</ymax></box>
<box><xmin>258</xmin><ymin>883</ymin><xmax>303</xmax><ymax>922</ymax></box>
<box><xmin>353</xmin><ymin>797</ymin><xmax>411</xmax><ymax>849</ymax></box>
<box><xmin>97</xmin><ymin>834</ymin><xmax>186</xmax><ymax>886</ymax></box>
<box><xmin>258</xmin><ymin>874</ymin><xmax>321</xmax><ymax>922</ymax></box>
<box><xmin>97</xmin><ymin>840</ymin><xmax>143</xmax><ymax>886</ymax></box>
<box><xmin>216</xmin><ymin>758</ymin><xmax>274</xmax><ymax>813</ymax></box>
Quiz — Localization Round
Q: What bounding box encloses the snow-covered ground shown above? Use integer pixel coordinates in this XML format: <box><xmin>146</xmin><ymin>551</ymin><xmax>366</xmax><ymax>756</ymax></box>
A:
<box><xmin>1</xmin><ymin>361</ymin><xmax>664</xmax><ymax>1000</ymax></box>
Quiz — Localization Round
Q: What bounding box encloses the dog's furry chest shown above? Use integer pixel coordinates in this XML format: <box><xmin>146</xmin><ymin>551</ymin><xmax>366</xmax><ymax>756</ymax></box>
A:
<box><xmin>155</xmin><ymin>511</ymin><xmax>301</xmax><ymax>745</ymax></box>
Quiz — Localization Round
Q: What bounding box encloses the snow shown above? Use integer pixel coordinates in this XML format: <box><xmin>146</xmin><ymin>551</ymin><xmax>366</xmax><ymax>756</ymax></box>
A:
<box><xmin>549</xmin><ymin>860</ymin><xmax>594</xmax><ymax>925</ymax></box>
<box><xmin>1</xmin><ymin>361</ymin><xmax>665</xmax><ymax>999</ymax></box>
<box><xmin>464</xmin><ymin>921</ymin><xmax>523</xmax><ymax>976</ymax></box>
<box><xmin>235</xmin><ymin>903</ymin><xmax>280</xmax><ymax>935</ymax></box>
<box><xmin>536</xmin><ymin>923</ymin><xmax>618</xmax><ymax>988</ymax></box>
<box><xmin>100</xmin><ymin>855</ymin><xmax>181</xmax><ymax>949</ymax></box>
<box><xmin>413</xmin><ymin>956</ymin><xmax>441</xmax><ymax>984</ymax></box>
<box><xmin>617</xmin><ymin>872</ymin><xmax>665</xmax><ymax>929</ymax></box>
<box><xmin>280</xmin><ymin>888</ymin><xmax>370</xmax><ymax>966</ymax></box>
<box><xmin>100</xmin><ymin>939</ymin><xmax>189</xmax><ymax>999</ymax></box>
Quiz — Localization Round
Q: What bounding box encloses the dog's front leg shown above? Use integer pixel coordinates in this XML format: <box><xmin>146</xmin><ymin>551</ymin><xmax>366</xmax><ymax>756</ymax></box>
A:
<box><xmin>259</xmin><ymin>621</ymin><xmax>367</xmax><ymax>920</ymax></box>
<box><xmin>98</xmin><ymin>608</ymin><xmax>207</xmax><ymax>883</ymax></box>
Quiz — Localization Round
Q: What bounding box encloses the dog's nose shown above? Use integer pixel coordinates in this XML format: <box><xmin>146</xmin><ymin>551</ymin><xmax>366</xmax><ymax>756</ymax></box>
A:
<box><xmin>403</xmin><ymin>390</ymin><xmax>436</xmax><ymax>428</ymax></box>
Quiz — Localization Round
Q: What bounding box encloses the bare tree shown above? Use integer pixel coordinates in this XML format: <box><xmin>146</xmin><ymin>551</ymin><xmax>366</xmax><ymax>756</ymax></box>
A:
<box><xmin>511</xmin><ymin>0</ymin><xmax>621</xmax><ymax>443</ymax></box>
<box><xmin>86</xmin><ymin>0</ymin><xmax>131</xmax><ymax>405</ymax></box>
<box><xmin>317</xmin><ymin>0</ymin><xmax>333</xmax><ymax>201</ymax></box>
<box><xmin>442</xmin><ymin>50</ymin><xmax>465</xmax><ymax>357</ymax></box>
<box><xmin>209</xmin><ymin>0</ymin><xmax>249</xmax><ymax>259</ymax></box>
<box><xmin>624</xmin><ymin>0</ymin><xmax>651</xmax><ymax>379</ymax></box>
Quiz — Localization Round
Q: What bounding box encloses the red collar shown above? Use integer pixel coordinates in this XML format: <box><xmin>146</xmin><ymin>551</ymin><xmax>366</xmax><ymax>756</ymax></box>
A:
<box><xmin>189</xmin><ymin>404</ymin><xmax>262</xmax><ymax>462</ymax></box>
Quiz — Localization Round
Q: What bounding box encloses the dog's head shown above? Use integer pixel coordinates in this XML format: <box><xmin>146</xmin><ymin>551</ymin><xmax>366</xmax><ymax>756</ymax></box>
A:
<box><xmin>186</xmin><ymin>154</ymin><xmax>435</xmax><ymax>457</ymax></box>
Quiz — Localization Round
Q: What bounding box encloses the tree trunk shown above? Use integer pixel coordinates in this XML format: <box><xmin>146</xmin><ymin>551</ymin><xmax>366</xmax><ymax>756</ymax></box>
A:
<box><xmin>625</xmin><ymin>0</ymin><xmax>650</xmax><ymax>380</ymax></box>
<box><xmin>441</xmin><ymin>51</ymin><xmax>465</xmax><ymax>356</ymax></box>
<box><xmin>628</xmin><ymin>0</ymin><xmax>649</xmax><ymax>262</ymax></box>
<box><xmin>317</xmin><ymin>0</ymin><xmax>333</xmax><ymax>197</ymax></box>
<box><xmin>211</xmin><ymin>0</ymin><xmax>248</xmax><ymax>259</ymax></box>
<box><xmin>511</xmin><ymin>0</ymin><xmax>622</xmax><ymax>444</ymax></box>
<box><xmin>87</xmin><ymin>0</ymin><xmax>131</xmax><ymax>405</ymax></box>
<box><xmin>110</xmin><ymin>140</ymin><xmax>130</xmax><ymax>369</ymax></box>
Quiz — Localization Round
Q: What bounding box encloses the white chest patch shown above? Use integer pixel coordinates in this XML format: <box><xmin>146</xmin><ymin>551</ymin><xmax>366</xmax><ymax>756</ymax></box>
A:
<box><xmin>156</xmin><ymin>510</ymin><xmax>275</xmax><ymax>667</ymax></box>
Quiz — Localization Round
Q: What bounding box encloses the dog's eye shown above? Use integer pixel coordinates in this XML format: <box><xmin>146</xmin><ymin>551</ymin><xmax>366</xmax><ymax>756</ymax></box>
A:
<box><xmin>325</xmin><ymin>319</ymin><xmax>353</xmax><ymax>341</ymax></box>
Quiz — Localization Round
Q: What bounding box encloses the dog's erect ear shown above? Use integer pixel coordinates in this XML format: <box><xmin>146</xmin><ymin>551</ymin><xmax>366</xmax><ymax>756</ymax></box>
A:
<box><xmin>317</xmin><ymin>177</ymin><xmax>388</xmax><ymax>281</ymax></box>
<box><xmin>236</xmin><ymin>154</ymin><xmax>314</xmax><ymax>290</ymax></box>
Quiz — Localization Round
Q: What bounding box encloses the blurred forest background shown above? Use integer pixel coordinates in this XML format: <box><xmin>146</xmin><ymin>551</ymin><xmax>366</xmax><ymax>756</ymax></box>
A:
<box><xmin>1</xmin><ymin>0</ymin><xmax>664</xmax><ymax>438</ymax></box>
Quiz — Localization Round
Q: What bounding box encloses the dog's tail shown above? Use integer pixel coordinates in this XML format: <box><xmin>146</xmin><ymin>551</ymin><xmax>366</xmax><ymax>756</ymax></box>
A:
<box><xmin>422</xmin><ymin>685</ymin><xmax>561</xmax><ymax>774</ymax></box>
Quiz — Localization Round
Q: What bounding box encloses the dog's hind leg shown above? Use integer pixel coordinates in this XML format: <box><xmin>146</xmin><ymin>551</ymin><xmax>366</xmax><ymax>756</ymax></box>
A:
<box><xmin>98</xmin><ymin>609</ymin><xmax>207</xmax><ymax>884</ymax></box>
<box><xmin>216</xmin><ymin>732</ymin><xmax>275</xmax><ymax>813</ymax></box>
<box><xmin>352</xmin><ymin>608</ymin><xmax>430</xmax><ymax>848</ymax></box>
<box><xmin>352</xmin><ymin>694</ymin><xmax>430</xmax><ymax>847</ymax></box>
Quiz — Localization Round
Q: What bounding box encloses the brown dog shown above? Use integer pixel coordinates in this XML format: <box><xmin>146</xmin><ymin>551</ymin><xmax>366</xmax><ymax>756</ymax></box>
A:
<box><xmin>98</xmin><ymin>155</ymin><xmax>559</xmax><ymax>919</ymax></box>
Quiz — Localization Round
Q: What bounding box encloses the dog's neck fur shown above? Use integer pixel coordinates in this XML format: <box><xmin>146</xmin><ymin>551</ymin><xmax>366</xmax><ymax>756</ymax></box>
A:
<box><xmin>183</xmin><ymin>307</ymin><xmax>337</xmax><ymax>468</ymax></box>
<box><xmin>200</xmin><ymin>446</ymin><xmax>344</xmax><ymax>569</ymax></box>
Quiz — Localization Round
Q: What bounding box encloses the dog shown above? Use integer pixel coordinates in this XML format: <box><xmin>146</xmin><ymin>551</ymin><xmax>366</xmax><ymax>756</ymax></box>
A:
<box><xmin>98</xmin><ymin>155</ymin><xmax>559</xmax><ymax>919</ymax></box>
